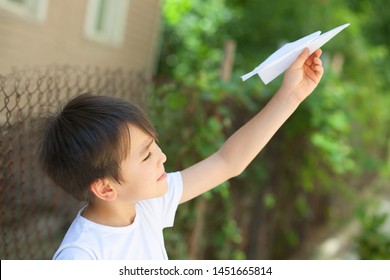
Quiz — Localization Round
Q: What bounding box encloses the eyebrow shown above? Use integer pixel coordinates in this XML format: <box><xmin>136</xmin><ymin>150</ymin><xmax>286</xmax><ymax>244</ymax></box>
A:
<box><xmin>139</xmin><ymin>138</ymin><xmax>154</xmax><ymax>158</ymax></box>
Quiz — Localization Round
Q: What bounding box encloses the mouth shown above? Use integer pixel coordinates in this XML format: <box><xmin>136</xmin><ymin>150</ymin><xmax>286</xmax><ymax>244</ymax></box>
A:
<box><xmin>157</xmin><ymin>172</ymin><xmax>167</xmax><ymax>181</ymax></box>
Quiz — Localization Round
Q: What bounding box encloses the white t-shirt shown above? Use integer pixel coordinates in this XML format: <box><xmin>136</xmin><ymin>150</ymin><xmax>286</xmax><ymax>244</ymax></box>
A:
<box><xmin>53</xmin><ymin>172</ymin><xmax>183</xmax><ymax>260</ymax></box>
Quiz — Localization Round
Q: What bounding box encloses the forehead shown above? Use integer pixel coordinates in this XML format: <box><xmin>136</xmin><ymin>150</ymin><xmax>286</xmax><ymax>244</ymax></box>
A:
<box><xmin>127</xmin><ymin>124</ymin><xmax>153</xmax><ymax>153</ymax></box>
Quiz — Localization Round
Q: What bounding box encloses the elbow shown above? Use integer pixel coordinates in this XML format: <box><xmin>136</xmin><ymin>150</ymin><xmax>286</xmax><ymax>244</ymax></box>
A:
<box><xmin>217</xmin><ymin>151</ymin><xmax>246</xmax><ymax>179</ymax></box>
<box><xmin>228</xmin><ymin>165</ymin><xmax>245</xmax><ymax>179</ymax></box>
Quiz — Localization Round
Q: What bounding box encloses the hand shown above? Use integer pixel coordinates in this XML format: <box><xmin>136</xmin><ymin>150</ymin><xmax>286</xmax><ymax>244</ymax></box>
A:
<box><xmin>280</xmin><ymin>48</ymin><xmax>324</xmax><ymax>102</ymax></box>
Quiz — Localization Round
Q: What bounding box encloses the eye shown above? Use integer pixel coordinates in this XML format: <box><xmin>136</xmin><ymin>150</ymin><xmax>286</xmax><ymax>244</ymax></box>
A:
<box><xmin>143</xmin><ymin>152</ymin><xmax>152</xmax><ymax>161</ymax></box>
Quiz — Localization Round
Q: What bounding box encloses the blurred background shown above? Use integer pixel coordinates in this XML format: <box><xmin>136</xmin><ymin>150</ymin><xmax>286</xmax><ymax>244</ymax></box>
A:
<box><xmin>1</xmin><ymin>0</ymin><xmax>389</xmax><ymax>260</ymax></box>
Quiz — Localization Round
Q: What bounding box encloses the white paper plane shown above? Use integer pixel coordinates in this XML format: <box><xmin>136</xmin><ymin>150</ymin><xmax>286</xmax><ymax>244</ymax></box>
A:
<box><xmin>241</xmin><ymin>23</ymin><xmax>350</xmax><ymax>84</ymax></box>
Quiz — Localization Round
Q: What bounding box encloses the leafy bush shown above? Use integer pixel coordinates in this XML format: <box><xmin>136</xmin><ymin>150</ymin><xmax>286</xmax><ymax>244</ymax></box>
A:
<box><xmin>356</xmin><ymin>203</ymin><xmax>390</xmax><ymax>259</ymax></box>
<box><xmin>151</xmin><ymin>0</ymin><xmax>390</xmax><ymax>259</ymax></box>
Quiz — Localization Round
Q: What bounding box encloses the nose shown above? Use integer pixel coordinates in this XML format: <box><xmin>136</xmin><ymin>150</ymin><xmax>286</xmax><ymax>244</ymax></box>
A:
<box><xmin>161</xmin><ymin>151</ymin><xmax>167</xmax><ymax>164</ymax></box>
<box><xmin>158</xmin><ymin>147</ymin><xmax>167</xmax><ymax>165</ymax></box>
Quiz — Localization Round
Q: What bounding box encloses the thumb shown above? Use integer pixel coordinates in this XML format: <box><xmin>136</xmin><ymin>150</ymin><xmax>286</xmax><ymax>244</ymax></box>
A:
<box><xmin>290</xmin><ymin>48</ymin><xmax>310</xmax><ymax>69</ymax></box>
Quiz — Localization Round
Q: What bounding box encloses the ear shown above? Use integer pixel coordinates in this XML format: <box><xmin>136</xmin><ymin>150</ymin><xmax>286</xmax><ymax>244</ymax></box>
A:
<box><xmin>90</xmin><ymin>178</ymin><xmax>117</xmax><ymax>201</ymax></box>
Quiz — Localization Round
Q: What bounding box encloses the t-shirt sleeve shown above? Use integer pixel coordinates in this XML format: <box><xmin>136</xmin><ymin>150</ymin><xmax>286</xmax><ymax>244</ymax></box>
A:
<box><xmin>139</xmin><ymin>171</ymin><xmax>183</xmax><ymax>229</ymax></box>
<box><xmin>161</xmin><ymin>171</ymin><xmax>183</xmax><ymax>227</ymax></box>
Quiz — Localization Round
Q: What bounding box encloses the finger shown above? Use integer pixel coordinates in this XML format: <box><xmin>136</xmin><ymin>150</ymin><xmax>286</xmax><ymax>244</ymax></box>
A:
<box><xmin>314</xmin><ymin>63</ymin><xmax>324</xmax><ymax>78</ymax></box>
<box><xmin>305</xmin><ymin>55</ymin><xmax>324</xmax><ymax>81</ymax></box>
<box><xmin>306</xmin><ymin>64</ymin><xmax>323</xmax><ymax>84</ymax></box>
<box><xmin>313</xmin><ymin>57</ymin><xmax>322</xmax><ymax>67</ymax></box>
<box><xmin>291</xmin><ymin>48</ymin><xmax>310</xmax><ymax>68</ymax></box>
<box><xmin>314</xmin><ymin>63</ymin><xmax>324</xmax><ymax>74</ymax></box>
<box><xmin>306</xmin><ymin>49</ymin><xmax>323</xmax><ymax>68</ymax></box>
<box><xmin>312</xmin><ymin>48</ymin><xmax>322</xmax><ymax>58</ymax></box>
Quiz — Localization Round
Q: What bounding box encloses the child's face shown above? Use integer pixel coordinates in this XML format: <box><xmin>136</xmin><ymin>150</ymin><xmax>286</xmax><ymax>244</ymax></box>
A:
<box><xmin>113</xmin><ymin>124</ymin><xmax>168</xmax><ymax>203</ymax></box>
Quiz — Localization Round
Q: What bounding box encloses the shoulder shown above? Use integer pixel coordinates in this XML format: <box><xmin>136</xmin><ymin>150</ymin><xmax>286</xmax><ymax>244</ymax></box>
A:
<box><xmin>53</xmin><ymin>207</ymin><xmax>99</xmax><ymax>259</ymax></box>
<box><xmin>53</xmin><ymin>246</ymin><xmax>95</xmax><ymax>260</ymax></box>
<box><xmin>137</xmin><ymin>171</ymin><xmax>183</xmax><ymax>228</ymax></box>
<box><xmin>168</xmin><ymin>171</ymin><xmax>182</xmax><ymax>183</ymax></box>
<box><xmin>145</xmin><ymin>171</ymin><xmax>183</xmax><ymax>206</ymax></box>
<box><xmin>167</xmin><ymin>171</ymin><xmax>183</xmax><ymax>194</ymax></box>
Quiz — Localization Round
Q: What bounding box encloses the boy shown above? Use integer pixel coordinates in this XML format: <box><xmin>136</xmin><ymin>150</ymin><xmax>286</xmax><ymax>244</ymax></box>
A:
<box><xmin>39</xmin><ymin>48</ymin><xmax>323</xmax><ymax>259</ymax></box>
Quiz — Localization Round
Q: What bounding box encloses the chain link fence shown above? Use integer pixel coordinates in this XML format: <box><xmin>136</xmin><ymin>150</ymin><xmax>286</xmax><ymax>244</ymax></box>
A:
<box><xmin>0</xmin><ymin>65</ymin><xmax>149</xmax><ymax>259</ymax></box>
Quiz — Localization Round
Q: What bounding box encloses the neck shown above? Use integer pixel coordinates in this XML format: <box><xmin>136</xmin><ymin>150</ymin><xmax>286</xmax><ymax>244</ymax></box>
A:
<box><xmin>82</xmin><ymin>200</ymin><xmax>137</xmax><ymax>227</ymax></box>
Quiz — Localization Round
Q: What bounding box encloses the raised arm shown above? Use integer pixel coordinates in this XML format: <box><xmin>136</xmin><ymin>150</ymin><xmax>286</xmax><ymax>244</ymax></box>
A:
<box><xmin>180</xmin><ymin>48</ymin><xmax>323</xmax><ymax>203</ymax></box>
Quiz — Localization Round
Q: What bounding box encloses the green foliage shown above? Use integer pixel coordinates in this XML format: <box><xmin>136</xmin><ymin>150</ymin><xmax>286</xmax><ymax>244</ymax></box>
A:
<box><xmin>356</xmin><ymin>203</ymin><xmax>390</xmax><ymax>259</ymax></box>
<box><xmin>158</xmin><ymin>0</ymin><xmax>236</xmax><ymax>80</ymax></box>
<box><xmin>151</xmin><ymin>0</ymin><xmax>390</xmax><ymax>259</ymax></box>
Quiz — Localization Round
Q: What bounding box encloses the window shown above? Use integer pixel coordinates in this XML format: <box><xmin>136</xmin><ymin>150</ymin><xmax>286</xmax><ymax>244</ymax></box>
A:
<box><xmin>0</xmin><ymin>0</ymin><xmax>47</xmax><ymax>22</ymax></box>
<box><xmin>84</xmin><ymin>0</ymin><xmax>130</xmax><ymax>47</ymax></box>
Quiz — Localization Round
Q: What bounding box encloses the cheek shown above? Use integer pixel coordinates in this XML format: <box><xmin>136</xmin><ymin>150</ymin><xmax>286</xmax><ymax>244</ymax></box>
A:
<box><xmin>130</xmin><ymin>163</ymin><xmax>157</xmax><ymax>186</ymax></box>
<box><xmin>120</xmin><ymin>159</ymin><xmax>158</xmax><ymax>188</ymax></box>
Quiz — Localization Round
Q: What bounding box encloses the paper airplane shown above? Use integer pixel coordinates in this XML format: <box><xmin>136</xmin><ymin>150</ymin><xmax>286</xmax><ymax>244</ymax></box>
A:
<box><xmin>241</xmin><ymin>23</ymin><xmax>350</xmax><ymax>84</ymax></box>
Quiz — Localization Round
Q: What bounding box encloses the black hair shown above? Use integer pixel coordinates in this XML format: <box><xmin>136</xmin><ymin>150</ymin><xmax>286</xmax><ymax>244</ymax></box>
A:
<box><xmin>38</xmin><ymin>93</ymin><xmax>157</xmax><ymax>201</ymax></box>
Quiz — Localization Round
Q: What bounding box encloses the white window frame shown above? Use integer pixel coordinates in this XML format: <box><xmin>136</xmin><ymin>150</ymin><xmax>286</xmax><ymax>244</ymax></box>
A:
<box><xmin>84</xmin><ymin>0</ymin><xmax>130</xmax><ymax>47</ymax></box>
<box><xmin>0</xmin><ymin>0</ymin><xmax>47</xmax><ymax>22</ymax></box>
